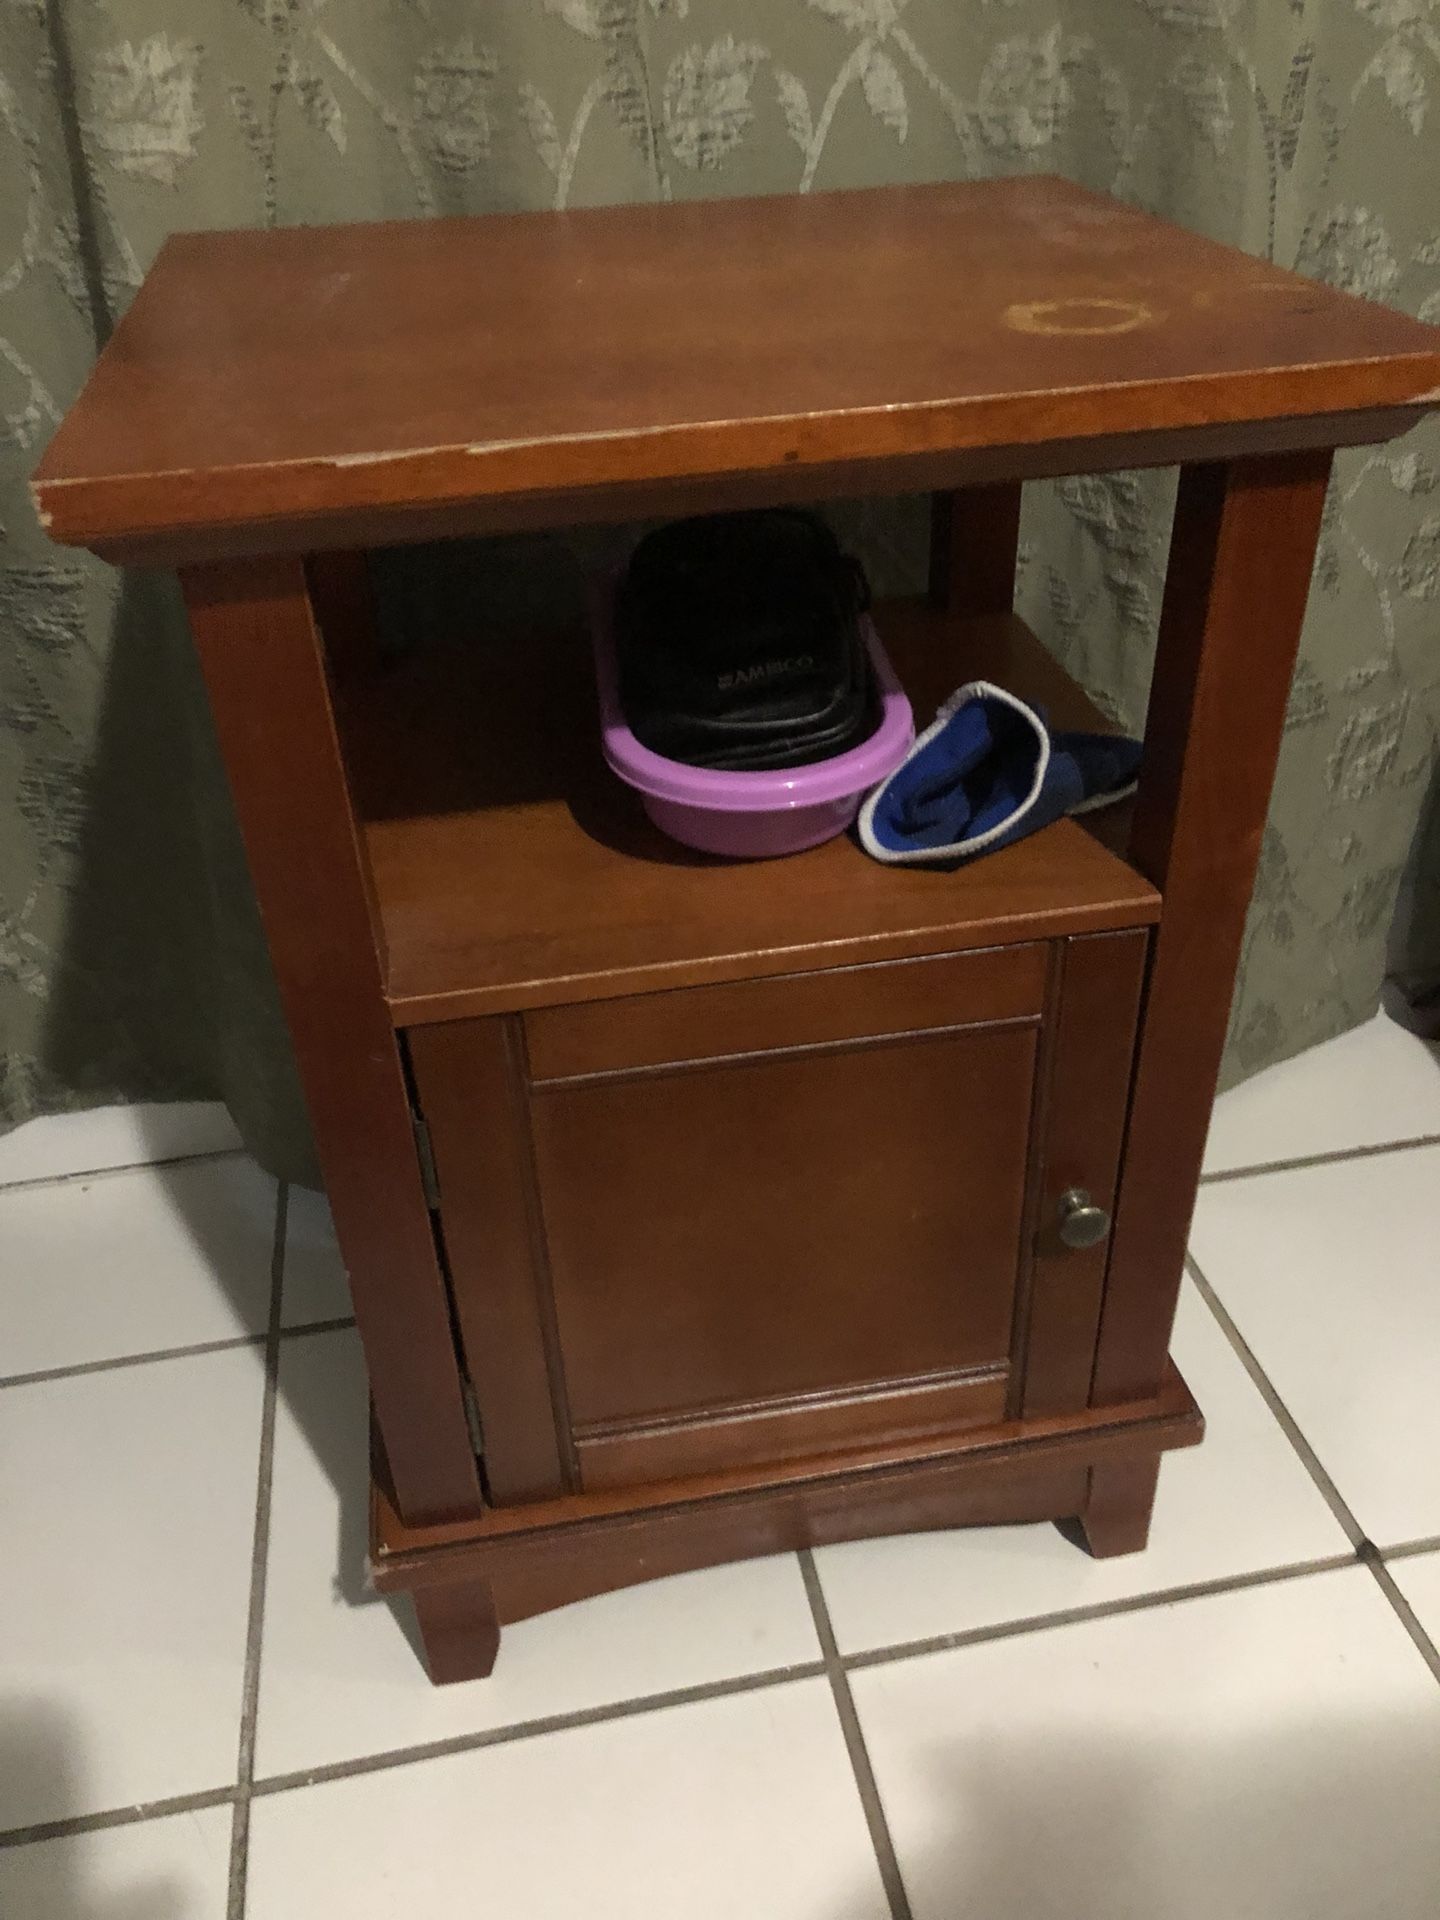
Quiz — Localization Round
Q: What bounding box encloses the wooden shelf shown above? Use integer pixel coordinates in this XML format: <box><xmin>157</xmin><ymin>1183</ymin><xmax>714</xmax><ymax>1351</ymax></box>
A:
<box><xmin>339</xmin><ymin>597</ymin><xmax>1158</xmax><ymax>1027</ymax></box>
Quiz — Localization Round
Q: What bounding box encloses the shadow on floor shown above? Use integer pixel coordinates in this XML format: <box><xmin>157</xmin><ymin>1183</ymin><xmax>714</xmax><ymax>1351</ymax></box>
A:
<box><xmin>868</xmin><ymin>1699</ymin><xmax>1440</xmax><ymax>1919</ymax></box>
<box><xmin>265</xmin><ymin>1310</ymin><xmax>429</xmax><ymax>1669</ymax></box>
<box><xmin>0</xmin><ymin>1704</ymin><xmax>195</xmax><ymax>1917</ymax></box>
<box><xmin>247</xmin><ymin>1252</ymin><xmax>432</xmax><ymax>1667</ymax></box>
<box><xmin>36</xmin><ymin>569</ymin><xmax>311</xmax><ymax>1185</ymax></box>
<box><xmin>122</xmin><ymin>1113</ymin><xmax>425</xmax><ymax>1668</ymax></box>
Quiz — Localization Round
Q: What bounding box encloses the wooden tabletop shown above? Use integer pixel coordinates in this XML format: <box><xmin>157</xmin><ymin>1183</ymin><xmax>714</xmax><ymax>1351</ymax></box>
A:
<box><xmin>34</xmin><ymin>175</ymin><xmax>1440</xmax><ymax>563</ymax></box>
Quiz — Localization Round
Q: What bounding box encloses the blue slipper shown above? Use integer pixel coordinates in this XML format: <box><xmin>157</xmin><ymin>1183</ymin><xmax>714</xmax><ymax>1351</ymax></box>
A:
<box><xmin>857</xmin><ymin>680</ymin><xmax>1140</xmax><ymax>867</ymax></box>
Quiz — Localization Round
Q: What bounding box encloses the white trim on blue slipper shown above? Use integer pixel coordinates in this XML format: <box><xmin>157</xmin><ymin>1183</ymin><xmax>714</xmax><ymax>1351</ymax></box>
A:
<box><xmin>856</xmin><ymin>679</ymin><xmax>1050</xmax><ymax>866</ymax></box>
<box><xmin>1070</xmin><ymin>773</ymin><xmax>1140</xmax><ymax>816</ymax></box>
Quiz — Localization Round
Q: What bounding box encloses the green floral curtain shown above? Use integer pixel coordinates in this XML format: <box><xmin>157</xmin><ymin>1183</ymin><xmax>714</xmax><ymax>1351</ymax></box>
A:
<box><xmin>3</xmin><ymin>0</ymin><xmax>1438</xmax><ymax>1180</ymax></box>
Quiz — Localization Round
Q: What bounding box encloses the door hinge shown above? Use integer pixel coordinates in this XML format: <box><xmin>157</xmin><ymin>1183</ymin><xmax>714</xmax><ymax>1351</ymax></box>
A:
<box><xmin>412</xmin><ymin>1114</ymin><xmax>441</xmax><ymax>1210</ymax></box>
<box><xmin>461</xmin><ymin>1378</ymin><xmax>486</xmax><ymax>1461</ymax></box>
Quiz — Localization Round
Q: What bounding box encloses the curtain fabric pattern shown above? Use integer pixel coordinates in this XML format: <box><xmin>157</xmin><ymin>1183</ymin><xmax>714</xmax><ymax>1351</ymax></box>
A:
<box><xmin>2</xmin><ymin>0</ymin><xmax>1438</xmax><ymax>1178</ymax></box>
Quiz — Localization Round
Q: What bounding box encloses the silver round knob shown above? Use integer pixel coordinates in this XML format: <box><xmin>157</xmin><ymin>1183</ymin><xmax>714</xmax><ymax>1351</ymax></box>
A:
<box><xmin>1057</xmin><ymin>1187</ymin><xmax>1111</xmax><ymax>1251</ymax></box>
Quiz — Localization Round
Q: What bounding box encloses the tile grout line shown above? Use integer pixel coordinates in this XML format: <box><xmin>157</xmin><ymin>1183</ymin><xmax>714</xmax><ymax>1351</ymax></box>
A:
<box><xmin>0</xmin><ymin>1315</ymin><xmax>358</xmax><ymax>1394</ymax></box>
<box><xmin>240</xmin><ymin>1549</ymin><xmax>1374</xmax><ymax>1799</ymax></box>
<box><xmin>18</xmin><ymin>1117</ymin><xmax>1424</xmax><ymax>1204</ymax></box>
<box><xmin>225</xmin><ymin>1180</ymin><xmax>289</xmax><ymax>1920</ymax></box>
<box><xmin>1185</xmin><ymin>1254</ymin><xmax>1367</xmax><ymax>1549</ymax></box>
<box><xmin>278</xmin><ymin>1315</ymin><xmax>358</xmax><ymax>1342</ymax></box>
<box><xmin>0</xmin><ymin>1144</ymin><xmax>250</xmax><ymax>1197</ymax></box>
<box><xmin>248</xmin><ymin>1659</ymin><xmax>831</xmax><ymax>1799</ymax></box>
<box><xmin>798</xmin><ymin>1550</ymin><xmax>915</xmax><ymax>1920</ymax></box>
<box><xmin>0</xmin><ymin>1787</ymin><xmax>240</xmax><ymax>1853</ymax></box>
<box><xmin>841</xmin><ymin>1551</ymin><xmax>1361</xmax><ymax>1672</ymax></box>
<box><xmin>1359</xmin><ymin>1553</ymin><xmax>1440</xmax><ymax>1684</ymax></box>
<box><xmin>3</xmin><ymin>1198</ymin><xmax>1428</xmax><ymax>1856</ymax></box>
<box><xmin>1382</xmin><ymin>1534</ymin><xmax>1440</xmax><ymax>1564</ymax></box>
<box><xmin>1186</xmin><ymin>1253</ymin><xmax>1440</xmax><ymax>1688</ymax></box>
<box><xmin>0</xmin><ymin>1333</ymin><xmax>265</xmax><ymax>1391</ymax></box>
<box><xmin>0</xmin><ymin>1539</ymin><xmax>1385</xmax><ymax>1850</ymax></box>
<box><xmin>0</xmin><ymin>1665</ymin><xmax>824</xmax><ymax>1849</ymax></box>
<box><xmin>1199</xmin><ymin>1130</ymin><xmax>1440</xmax><ymax>1187</ymax></box>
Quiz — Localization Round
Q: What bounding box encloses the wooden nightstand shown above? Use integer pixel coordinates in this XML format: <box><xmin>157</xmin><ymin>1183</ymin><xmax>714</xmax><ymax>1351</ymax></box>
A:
<box><xmin>35</xmin><ymin>176</ymin><xmax>1440</xmax><ymax>1684</ymax></box>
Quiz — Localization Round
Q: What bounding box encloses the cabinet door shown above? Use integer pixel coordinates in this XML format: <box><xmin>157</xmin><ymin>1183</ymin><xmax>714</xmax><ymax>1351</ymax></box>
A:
<box><xmin>532</xmin><ymin>1022</ymin><xmax>1030</xmax><ymax>1487</ymax></box>
<box><xmin>410</xmin><ymin>934</ymin><xmax>1146</xmax><ymax>1502</ymax></box>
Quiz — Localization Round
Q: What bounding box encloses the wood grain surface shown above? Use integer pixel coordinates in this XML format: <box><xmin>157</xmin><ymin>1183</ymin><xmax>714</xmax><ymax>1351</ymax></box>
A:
<box><xmin>371</xmin><ymin>1361</ymin><xmax>1203</xmax><ymax>1575</ymax></box>
<box><xmin>35</xmin><ymin>176</ymin><xmax>1440</xmax><ymax>560</ymax></box>
<box><xmin>407</xmin><ymin>1016</ymin><xmax>574</xmax><ymax>1506</ymax></box>
<box><xmin>1094</xmin><ymin>450</ymin><xmax>1334</xmax><ymax>1406</ymax></box>
<box><xmin>180</xmin><ymin>557</ymin><xmax>482</xmax><ymax>1524</ymax></box>
<box><xmin>531</xmin><ymin>1024</ymin><xmax>1036</xmax><ymax>1427</ymax></box>
<box><xmin>522</xmin><ymin>943</ymin><xmax>1047</xmax><ymax>1082</ymax></box>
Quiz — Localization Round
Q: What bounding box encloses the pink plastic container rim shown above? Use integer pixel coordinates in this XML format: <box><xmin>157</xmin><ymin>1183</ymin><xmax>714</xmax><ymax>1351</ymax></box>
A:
<box><xmin>589</xmin><ymin>582</ymin><xmax>914</xmax><ymax>816</ymax></box>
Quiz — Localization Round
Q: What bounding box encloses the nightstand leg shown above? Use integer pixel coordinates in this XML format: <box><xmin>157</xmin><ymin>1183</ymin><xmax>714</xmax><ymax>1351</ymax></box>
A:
<box><xmin>305</xmin><ymin>549</ymin><xmax>384</xmax><ymax>679</ymax></box>
<box><xmin>1079</xmin><ymin>1457</ymin><xmax>1161</xmax><ymax>1559</ymax></box>
<box><xmin>181</xmin><ymin>556</ymin><xmax>482</xmax><ymax>1527</ymax></box>
<box><xmin>929</xmin><ymin>482</ymin><xmax>1022</xmax><ymax>615</ymax></box>
<box><xmin>413</xmin><ymin>1579</ymin><xmax>501</xmax><ymax>1685</ymax></box>
<box><xmin>1092</xmin><ymin>449</ymin><xmax>1333</xmax><ymax>1409</ymax></box>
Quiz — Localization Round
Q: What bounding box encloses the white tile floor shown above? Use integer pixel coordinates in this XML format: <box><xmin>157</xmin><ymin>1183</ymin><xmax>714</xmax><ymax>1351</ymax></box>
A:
<box><xmin>1</xmin><ymin>1010</ymin><xmax>1438</xmax><ymax>1918</ymax></box>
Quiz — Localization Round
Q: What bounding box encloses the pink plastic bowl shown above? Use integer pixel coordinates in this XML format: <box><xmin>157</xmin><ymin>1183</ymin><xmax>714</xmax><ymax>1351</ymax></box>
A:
<box><xmin>590</xmin><ymin>583</ymin><xmax>915</xmax><ymax>859</ymax></box>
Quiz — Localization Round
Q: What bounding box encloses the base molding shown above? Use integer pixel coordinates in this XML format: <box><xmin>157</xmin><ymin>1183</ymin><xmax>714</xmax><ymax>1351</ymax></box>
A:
<box><xmin>372</xmin><ymin>1365</ymin><xmax>1202</xmax><ymax>1684</ymax></box>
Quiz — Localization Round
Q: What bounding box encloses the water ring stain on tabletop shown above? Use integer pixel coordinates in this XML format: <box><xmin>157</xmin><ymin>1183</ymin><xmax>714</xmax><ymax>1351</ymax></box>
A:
<box><xmin>1005</xmin><ymin>298</ymin><xmax>1154</xmax><ymax>337</ymax></box>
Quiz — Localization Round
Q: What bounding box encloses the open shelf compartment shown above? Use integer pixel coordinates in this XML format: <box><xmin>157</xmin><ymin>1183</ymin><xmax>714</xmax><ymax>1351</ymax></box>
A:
<box><xmin>336</xmin><ymin>595</ymin><xmax>1159</xmax><ymax>1027</ymax></box>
